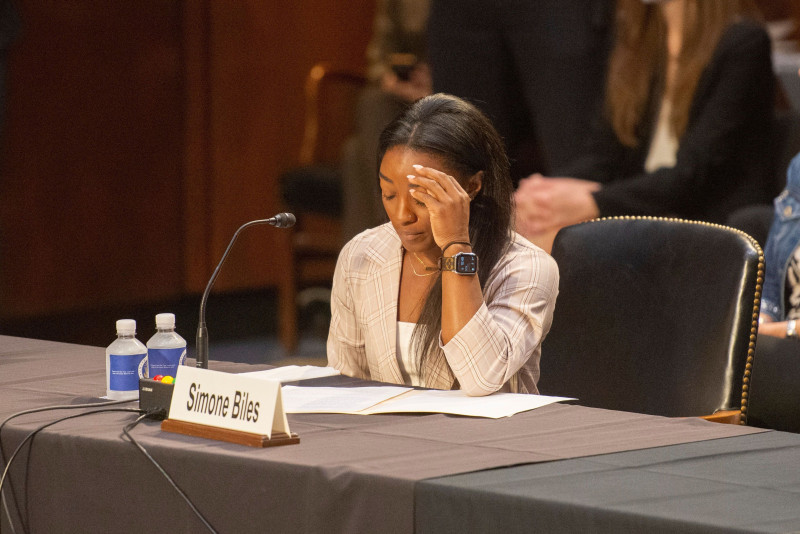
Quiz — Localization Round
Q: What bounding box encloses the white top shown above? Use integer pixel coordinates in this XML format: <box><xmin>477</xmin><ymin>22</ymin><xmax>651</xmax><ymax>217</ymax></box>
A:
<box><xmin>396</xmin><ymin>321</ymin><xmax>422</xmax><ymax>387</ymax></box>
<box><xmin>644</xmin><ymin>99</ymin><xmax>679</xmax><ymax>173</ymax></box>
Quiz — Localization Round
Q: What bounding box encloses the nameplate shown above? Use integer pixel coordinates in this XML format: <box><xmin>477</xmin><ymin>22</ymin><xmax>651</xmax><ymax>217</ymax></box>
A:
<box><xmin>168</xmin><ymin>366</ymin><xmax>290</xmax><ymax>439</ymax></box>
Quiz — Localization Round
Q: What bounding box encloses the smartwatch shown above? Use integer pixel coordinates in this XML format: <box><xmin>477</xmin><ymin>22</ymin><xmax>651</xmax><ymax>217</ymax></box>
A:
<box><xmin>439</xmin><ymin>252</ymin><xmax>478</xmax><ymax>275</ymax></box>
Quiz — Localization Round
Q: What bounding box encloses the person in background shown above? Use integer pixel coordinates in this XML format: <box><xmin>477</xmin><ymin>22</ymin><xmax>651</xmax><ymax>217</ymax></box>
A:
<box><xmin>427</xmin><ymin>0</ymin><xmax>614</xmax><ymax>181</ymax></box>
<box><xmin>760</xmin><ymin>152</ymin><xmax>800</xmax><ymax>338</ymax></box>
<box><xmin>753</xmin><ymin>148</ymin><xmax>800</xmax><ymax>382</ymax></box>
<box><xmin>755</xmin><ymin>58</ymin><xmax>800</xmax><ymax>338</ymax></box>
<box><xmin>328</xmin><ymin>94</ymin><xmax>559</xmax><ymax>396</ymax></box>
<box><xmin>340</xmin><ymin>0</ymin><xmax>431</xmax><ymax>241</ymax></box>
<box><xmin>515</xmin><ymin>0</ymin><xmax>775</xmax><ymax>252</ymax></box>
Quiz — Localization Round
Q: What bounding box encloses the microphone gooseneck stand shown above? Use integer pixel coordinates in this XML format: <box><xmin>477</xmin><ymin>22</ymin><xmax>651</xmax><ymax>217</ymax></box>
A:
<box><xmin>195</xmin><ymin>213</ymin><xmax>295</xmax><ymax>369</ymax></box>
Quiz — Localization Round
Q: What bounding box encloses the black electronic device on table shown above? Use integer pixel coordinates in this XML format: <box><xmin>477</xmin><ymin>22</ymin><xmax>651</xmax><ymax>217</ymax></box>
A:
<box><xmin>138</xmin><ymin>378</ymin><xmax>174</xmax><ymax>420</ymax></box>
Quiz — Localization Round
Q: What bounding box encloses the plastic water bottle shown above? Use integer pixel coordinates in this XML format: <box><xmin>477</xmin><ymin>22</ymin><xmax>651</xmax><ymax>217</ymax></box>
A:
<box><xmin>106</xmin><ymin>319</ymin><xmax>148</xmax><ymax>400</ymax></box>
<box><xmin>146</xmin><ymin>313</ymin><xmax>187</xmax><ymax>380</ymax></box>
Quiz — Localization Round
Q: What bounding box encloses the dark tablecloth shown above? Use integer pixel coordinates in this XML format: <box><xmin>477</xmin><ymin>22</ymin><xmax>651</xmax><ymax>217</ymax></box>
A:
<box><xmin>417</xmin><ymin>430</ymin><xmax>800</xmax><ymax>533</ymax></box>
<box><xmin>0</xmin><ymin>335</ymin><xmax>767</xmax><ymax>533</ymax></box>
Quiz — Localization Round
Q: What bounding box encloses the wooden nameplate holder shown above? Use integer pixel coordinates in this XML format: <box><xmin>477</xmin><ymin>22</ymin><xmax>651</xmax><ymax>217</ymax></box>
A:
<box><xmin>161</xmin><ymin>419</ymin><xmax>299</xmax><ymax>448</ymax></box>
<box><xmin>163</xmin><ymin>366</ymin><xmax>297</xmax><ymax>448</ymax></box>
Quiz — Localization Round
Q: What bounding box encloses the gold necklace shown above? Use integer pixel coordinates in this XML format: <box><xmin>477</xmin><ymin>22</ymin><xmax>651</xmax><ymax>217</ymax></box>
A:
<box><xmin>410</xmin><ymin>252</ymin><xmax>438</xmax><ymax>277</ymax></box>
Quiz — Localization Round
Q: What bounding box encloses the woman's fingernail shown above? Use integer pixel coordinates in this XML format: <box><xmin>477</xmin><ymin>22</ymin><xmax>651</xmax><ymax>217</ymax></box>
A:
<box><xmin>407</xmin><ymin>174</ymin><xmax>416</xmax><ymax>180</ymax></box>
<box><xmin>412</xmin><ymin>164</ymin><xmax>423</xmax><ymax>170</ymax></box>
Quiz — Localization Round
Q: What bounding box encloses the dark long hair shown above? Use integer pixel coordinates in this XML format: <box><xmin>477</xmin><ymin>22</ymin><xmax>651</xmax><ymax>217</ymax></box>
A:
<box><xmin>377</xmin><ymin>93</ymin><xmax>513</xmax><ymax>380</ymax></box>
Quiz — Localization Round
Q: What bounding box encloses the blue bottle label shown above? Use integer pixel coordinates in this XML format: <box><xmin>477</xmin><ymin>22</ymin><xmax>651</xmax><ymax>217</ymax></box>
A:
<box><xmin>109</xmin><ymin>353</ymin><xmax>147</xmax><ymax>391</ymax></box>
<box><xmin>147</xmin><ymin>347</ymin><xmax>186</xmax><ymax>378</ymax></box>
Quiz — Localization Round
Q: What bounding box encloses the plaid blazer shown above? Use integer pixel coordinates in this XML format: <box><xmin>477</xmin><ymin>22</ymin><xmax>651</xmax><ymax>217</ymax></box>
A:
<box><xmin>327</xmin><ymin>223</ymin><xmax>559</xmax><ymax>395</ymax></box>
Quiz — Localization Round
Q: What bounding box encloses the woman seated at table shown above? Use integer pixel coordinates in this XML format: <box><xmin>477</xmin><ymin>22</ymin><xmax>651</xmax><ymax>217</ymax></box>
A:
<box><xmin>514</xmin><ymin>0</ymin><xmax>774</xmax><ymax>250</ymax></box>
<box><xmin>327</xmin><ymin>93</ymin><xmax>559</xmax><ymax>396</ymax></box>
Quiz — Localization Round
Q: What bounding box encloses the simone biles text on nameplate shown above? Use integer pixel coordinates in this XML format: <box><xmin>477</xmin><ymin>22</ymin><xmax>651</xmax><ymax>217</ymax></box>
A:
<box><xmin>186</xmin><ymin>383</ymin><xmax>260</xmax><ymax>422</ymax></box>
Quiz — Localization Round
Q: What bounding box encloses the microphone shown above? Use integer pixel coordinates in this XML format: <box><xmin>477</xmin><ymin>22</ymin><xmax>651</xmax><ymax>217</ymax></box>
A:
<box><xmin>268</xmin><ymin>212</ymin><xmax>296</xmax><ymax>228</ymax></box>
<box><xmin>195</xmin><ymin>213</ymin><xmax>296</xmax><ymax>369</ymax></box>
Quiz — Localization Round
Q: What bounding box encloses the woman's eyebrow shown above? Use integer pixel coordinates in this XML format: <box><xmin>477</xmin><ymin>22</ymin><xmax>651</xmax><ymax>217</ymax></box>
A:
<box><xmin>379</xmin><ymin>171</ymin><xmax>393</xmax><ymax>183</ymax></box>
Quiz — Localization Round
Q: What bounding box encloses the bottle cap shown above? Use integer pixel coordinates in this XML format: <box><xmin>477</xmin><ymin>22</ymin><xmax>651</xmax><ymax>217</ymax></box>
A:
<box><xmin>116</xmin><ymin>319</ymin><xmax>136</xmax><ymax>335</ymax></box>
<box><xmin>155</xmin><ymin>313</ymin><xmax>175</xmax><ymax>329</ymax></box>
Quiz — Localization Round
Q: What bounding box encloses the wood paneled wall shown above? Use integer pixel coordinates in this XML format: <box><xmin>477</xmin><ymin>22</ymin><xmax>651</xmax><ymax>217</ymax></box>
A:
<box><xmin>0</xmin><ymin>1</ymin><xmax>375</xmax><ymax>321</ymax></box>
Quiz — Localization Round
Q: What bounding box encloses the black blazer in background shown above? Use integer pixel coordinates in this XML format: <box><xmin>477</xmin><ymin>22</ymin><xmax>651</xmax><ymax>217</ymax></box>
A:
<box><xmin>559</xmin><ymin>20</ymin><xmax>775</xmax><ymax>223</ymax></box>
<box><xmin>428</xmin><ymin>0</ymin><xmax>614</xmax><ymax>177</ymax></box>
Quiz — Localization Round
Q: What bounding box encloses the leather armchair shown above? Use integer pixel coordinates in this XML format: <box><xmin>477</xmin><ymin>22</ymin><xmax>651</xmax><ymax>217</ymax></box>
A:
<box><xmin>539</xmin><ymin>216</ymin><xmax>763</xmax><ymax>418</ymax></box>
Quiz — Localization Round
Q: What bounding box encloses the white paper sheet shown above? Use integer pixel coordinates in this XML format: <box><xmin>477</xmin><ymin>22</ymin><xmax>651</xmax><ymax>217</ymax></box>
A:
<box><xmin>361</xmin><ymin>389</ymin><xmax>574</xmax><ymax>418</ymax></box>
<box><xmin>281</xmin><ymin>385</ymin><xmax>573</xmax><ymax>419</ymax></box>
<box><xmin>240</xmin><ymin>365</ymin><xmax>341</xmax><ymax>383</ymax></box>
<box><xmin>281</xmin><ymin>385</ymin><xmax>412</xmax><ymax>413</ymax></box>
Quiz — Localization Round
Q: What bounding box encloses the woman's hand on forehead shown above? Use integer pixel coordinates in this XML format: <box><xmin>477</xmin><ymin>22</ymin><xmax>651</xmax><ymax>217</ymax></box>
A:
<box><xmin>407</xmin><ymin>163</ymin><xmax>472</xmax><ymax>250</ymax></box>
